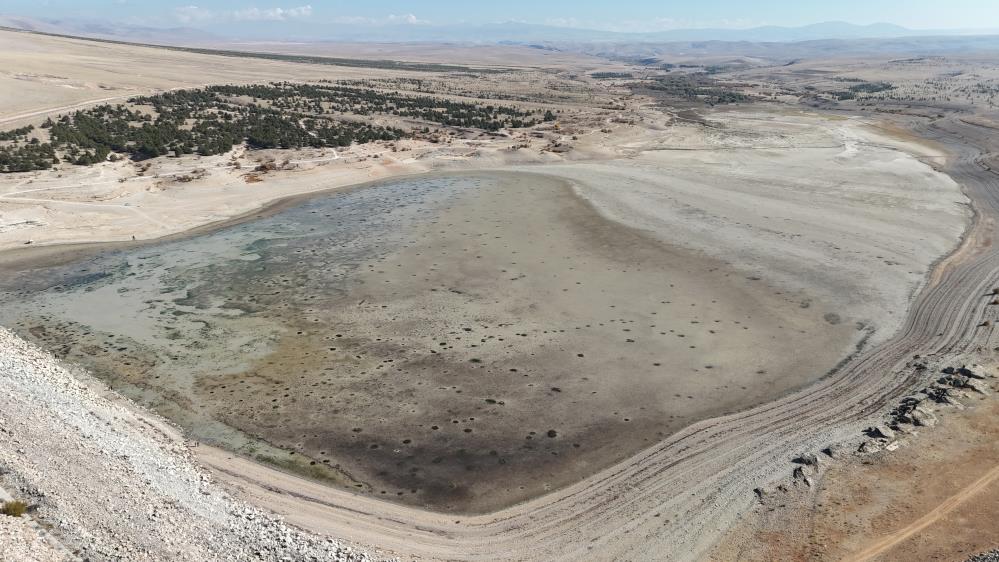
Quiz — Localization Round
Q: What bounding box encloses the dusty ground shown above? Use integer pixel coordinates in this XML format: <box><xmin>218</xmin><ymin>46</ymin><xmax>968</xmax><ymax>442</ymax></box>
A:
<box><xmin>711</xmin><ymin>370</ymin><xmax>999</xmax><ymax>562</ymax></box>
<box><xmin>212</xmin><ymin>40</ymin><xmax>616</xmax><ymax>71</ymax></box>
<box><xmin>0</xmin><ymin>29</ymin><xmax>598</xmax><ymax>127</ymax></box>
<box><xmin>0</xmin><ymin>30</ymin><xmax>390</xmax><ymax>125</ymax></box>
<box><xmin>701</xmin><ymin>63</ymin><xmax>999</xmax><ymax>562</ymax></box>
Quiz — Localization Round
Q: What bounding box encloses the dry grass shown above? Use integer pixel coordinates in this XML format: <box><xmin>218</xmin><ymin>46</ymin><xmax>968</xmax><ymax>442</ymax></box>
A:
<box><xmin>1</xmin><ymin>500</ymin><xmax>29</xmax><ymax>517</ymax></box>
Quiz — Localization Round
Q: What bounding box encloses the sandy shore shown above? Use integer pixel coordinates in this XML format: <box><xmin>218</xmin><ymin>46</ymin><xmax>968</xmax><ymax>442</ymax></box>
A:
<box><xmin>0</xmin><ymin>105</ymin><xmax>975</xmax><ymax>562</ymax></box>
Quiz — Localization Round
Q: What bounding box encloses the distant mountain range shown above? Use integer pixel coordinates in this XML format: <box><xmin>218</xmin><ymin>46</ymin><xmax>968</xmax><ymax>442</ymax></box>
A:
<box><xmin>0</xmin><ymin>15</ymin><xmax>220</xmax><ymax>45</ymax></box>
<box><xmin>2</xmin><ymin>15</ymin><xmax>995</xmax><ymax>45</ymax></box>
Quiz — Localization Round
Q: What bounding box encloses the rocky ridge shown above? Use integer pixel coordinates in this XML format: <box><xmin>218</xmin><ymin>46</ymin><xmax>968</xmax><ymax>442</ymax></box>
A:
<box><xmin>753</xmin><ymin>359</ymin><xmax>998</xmax><ymax>500</ymax></box>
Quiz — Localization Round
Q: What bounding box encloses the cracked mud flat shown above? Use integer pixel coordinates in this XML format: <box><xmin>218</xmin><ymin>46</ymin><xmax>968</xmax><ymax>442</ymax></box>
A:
<box><xmin>0</xmin><ymin>122</ymin><xmax>966</xmax><ymax>515</ymax></box>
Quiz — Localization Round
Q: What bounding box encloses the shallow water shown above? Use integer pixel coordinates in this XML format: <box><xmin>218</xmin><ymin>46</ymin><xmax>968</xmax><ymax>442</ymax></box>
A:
<box><xmin>0</xmin><ymin>176</ymin><xmax>478</xmax><ymax>477</ymax></box>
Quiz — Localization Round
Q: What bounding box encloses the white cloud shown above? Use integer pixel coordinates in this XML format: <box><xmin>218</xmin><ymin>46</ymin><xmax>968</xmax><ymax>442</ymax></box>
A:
<box><xmin>233</xmin><ymin>5</ymin><xmax>313</xmax><ymax>21</ymax></box>
<box><xmin>386</xmin><ymin>13</ymin><xmax>429</xmax><ymax>25</ymax></box>
<box><xmin>329</xmin><ymin>13</ymin><xmax>429</xmax><ymax>26</ymax></box>
<box><xmin>545</xmin><ymin>17</ymin><xmax>582</xmax><ymax>28</ymax></box>
<box><xmin>174</xmin><ymin>5</ymin><xmax>214</xmax><ymax>24</ymax></box>
<box><xmin>174</xmin><ymin>5</ymin><xmax>314</xmax><ymax>24</ymax></box>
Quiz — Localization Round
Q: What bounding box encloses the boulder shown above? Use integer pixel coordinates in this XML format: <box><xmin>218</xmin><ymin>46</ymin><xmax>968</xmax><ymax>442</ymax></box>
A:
<box><xmin>911</xmin><ymin>407</ymin><xmax>937</xmax><ymax>427</ymax></box>
<box><xmin>866</xmin><ymin>425</ymin><xmax>895</xmax><ymax>440</ymax></box>
<box><xmin>959</xmin><ymin>365</ymin><xmax>987</xmax><ymax>380</ymax></box>
<box><xmin>942</xmin><ymin>394</ymin><xmax>965</xmax><ymax>408</ymax></box>
<box><xmin>938</xmin><ymin>374</ymin><xmax>970</xmax><ymax>388</ymax></box>
<box><xmin>794</xmin><ymin>453</ymin><xmax>819</xmax><ymax>466</ymax></box>
<box><xmin>891</xmin><ymin>396</ymin><xmax>924</xmax><ymax>424</ymax></box>
<box><xmin>966</xmin><ymin>379</ymin><xmax>991</xmax><ymax>395</ymax></box>
<box><xmin>858</xmin><ymin>440</ymin><xmax>881</xmax><ymax>454</ymax></box>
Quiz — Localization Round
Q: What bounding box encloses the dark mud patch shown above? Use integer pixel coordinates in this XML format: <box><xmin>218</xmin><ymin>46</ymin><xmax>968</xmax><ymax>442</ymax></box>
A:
<box><xmin>0</xmin><ymin>172</ymin><xmax>858</xmax><ymax>513</ymax></box>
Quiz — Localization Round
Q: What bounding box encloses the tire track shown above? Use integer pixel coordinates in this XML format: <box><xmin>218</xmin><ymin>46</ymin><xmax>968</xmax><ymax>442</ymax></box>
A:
<box><xmin>198</xmin><ymin>115</ymin><xmax>999</xmax><ymax>561</ymax></box>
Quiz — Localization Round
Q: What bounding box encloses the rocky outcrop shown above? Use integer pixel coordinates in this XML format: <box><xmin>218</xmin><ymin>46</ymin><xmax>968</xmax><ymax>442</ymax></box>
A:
<box><xmin>890</xmin><ymin>365</ymin><xmax>994</xmax><ymax>426</ymax></box>
<box><xmin>852</xmin><ymin>363</ymin><xmax>997</xmax><ymax>457</ymax></box>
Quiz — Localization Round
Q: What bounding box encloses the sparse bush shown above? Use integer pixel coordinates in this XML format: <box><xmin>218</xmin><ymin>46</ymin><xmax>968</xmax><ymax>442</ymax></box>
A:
<box><xmin>1</xmin><ymin>500</ymin><xmax>28</xmax><ymax>517</ymax></box>
<box><xmin>0</xmin><ymin>82</ymin><xmax>549</xmax><ymax>172</ymax></box>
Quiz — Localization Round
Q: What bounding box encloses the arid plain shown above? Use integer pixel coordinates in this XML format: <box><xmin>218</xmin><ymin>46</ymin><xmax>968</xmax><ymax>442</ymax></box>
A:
<box><xmin>2</xmin><ymin>26</ymin><xmax>999</xmax><ymax>561</ymax></box>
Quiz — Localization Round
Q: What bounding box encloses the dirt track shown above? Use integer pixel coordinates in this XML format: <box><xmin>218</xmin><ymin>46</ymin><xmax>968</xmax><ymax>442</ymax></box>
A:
<box><xmin>842</xmin><ymin>461</ymin><xmax>999</xmax><ymax>562</ymax></box>
<box><xmin>193</xmin><ymin>115</ymin><xmax>999</xmax><ymax>561</ymax></box>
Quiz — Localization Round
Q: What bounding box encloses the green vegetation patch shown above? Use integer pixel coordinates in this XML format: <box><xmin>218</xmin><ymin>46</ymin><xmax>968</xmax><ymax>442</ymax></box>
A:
<box><xmin>591</xmin><ymin>72</ymin><xmax>634</xmax><ymax>79</ymax></box>
<box><xmin>634</xmin><ymin>74</ymin><xmax>753</xmax><ymax>105</ymax></box>
<box><xmin>848</xmin><ymin>82</ymin><xmax>894</xmax><ymax>94</ymax></box>
<box><xmin>0</xmin><ymin>82</ymin><xmax>547</xmax><ymax>172</ymax></box>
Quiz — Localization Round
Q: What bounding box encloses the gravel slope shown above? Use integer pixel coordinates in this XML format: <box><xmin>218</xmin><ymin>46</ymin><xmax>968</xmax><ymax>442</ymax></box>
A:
<box><xmin>0</xmin><ymin>512</ymin><xmax>70</xmax><ymax>562</ymax></box>
<box><xmin>0</xmin><ymin>327</ymin><xmax>386</xmax><ymax>561</ymax></box>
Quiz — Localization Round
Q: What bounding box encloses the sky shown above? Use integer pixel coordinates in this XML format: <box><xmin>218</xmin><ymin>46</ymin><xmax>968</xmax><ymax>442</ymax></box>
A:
<box><xmin>3</xmin><ymin>0</ymin><xmax>998</xmax><ymax>32</ymax></box>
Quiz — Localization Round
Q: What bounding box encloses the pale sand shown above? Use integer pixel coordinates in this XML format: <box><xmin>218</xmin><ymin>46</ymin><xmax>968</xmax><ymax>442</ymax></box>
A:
<box><xmin>0</xmin><ymin>30</ymin><xmax>501</xmax><ymax>127</ymax></box>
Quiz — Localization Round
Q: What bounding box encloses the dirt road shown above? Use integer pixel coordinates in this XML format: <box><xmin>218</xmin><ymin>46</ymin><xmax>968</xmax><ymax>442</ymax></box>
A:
<box><xmin>842</xmin><ymin>461</ymin><xmax>999</xmax><ymax>562</ymax></box>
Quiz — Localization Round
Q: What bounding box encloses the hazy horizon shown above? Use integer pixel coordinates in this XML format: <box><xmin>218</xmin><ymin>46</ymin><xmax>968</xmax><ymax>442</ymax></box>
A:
<box><xmin>2</xmin><ymin>0</ymin><xmax>998</xmax><ymax>35</ymax></box>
